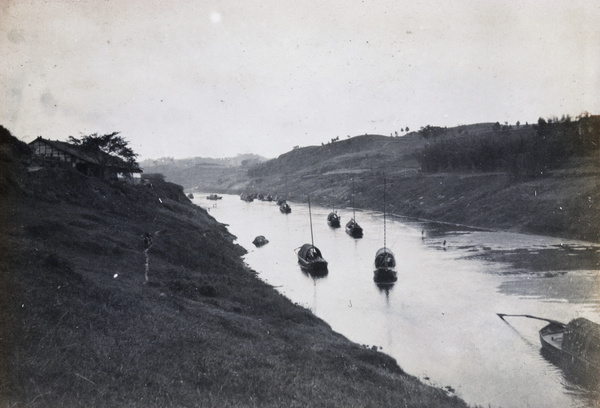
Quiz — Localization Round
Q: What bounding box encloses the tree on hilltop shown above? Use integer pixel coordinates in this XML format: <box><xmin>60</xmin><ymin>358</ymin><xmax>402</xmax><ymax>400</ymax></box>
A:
<box><xmin>68</xmin><ymin>132</ymin><xmax>139</xmax><ymax>179</ymax></box>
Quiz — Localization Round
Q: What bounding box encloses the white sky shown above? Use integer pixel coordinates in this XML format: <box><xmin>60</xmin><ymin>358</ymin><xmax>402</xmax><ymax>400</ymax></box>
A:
<box><xmin>1</xmin><ymin>0</ymin><xmax>599</xmax><ymax>160</ymax></box>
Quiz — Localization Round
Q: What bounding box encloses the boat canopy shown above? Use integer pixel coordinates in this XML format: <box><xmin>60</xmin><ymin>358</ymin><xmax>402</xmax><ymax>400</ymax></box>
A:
<box><xmin>375</xmin><ymin>248</ymin><xmax>396</xmax><ymax>268</ymax></box>
<box><xmin>563</xmin><ymin>318</ymin><xmax>600</xmax><ymax>365</ymax></box>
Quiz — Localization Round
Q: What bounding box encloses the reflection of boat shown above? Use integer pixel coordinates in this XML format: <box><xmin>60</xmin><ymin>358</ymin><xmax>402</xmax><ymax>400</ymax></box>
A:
<box><xmin>296</xmin><ymin>196</ymin><xmax>328</xmax><ymax>275</ymax></box>
<box><xmin>252</xmin><ymin>235</ymin><xmax>269</xmax><ymax>247</ymax></box>
<box><xmin>345</xmin><ymin>178</ymin><xmax>363</xmax><ymax>238</ymax></box>
<box><xmin>374</xmin><ymin>178</ymin><xmax>397</xmax><ymax>283</ymax></box>
<box><xmin>279</xmin><ymin>201</ymin><xmax>291</xmax><ymax>214</ymax></box>
<box><xmin>498</xmin><ymin>314</ymin><xmax>600</xmax><ymax>383</ymax></box>
<box><xmin>207</xmin><ymin>194</ymin><xmax>222</xmax><ymax>200</ymax></box>
<box><xmin>327</xmin><ymin>210</ymin><xmax>340</xmax><ymax>228</ymax></box>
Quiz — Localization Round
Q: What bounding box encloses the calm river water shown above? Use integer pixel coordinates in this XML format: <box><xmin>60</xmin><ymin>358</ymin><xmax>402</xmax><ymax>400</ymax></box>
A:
<box><xmin>194</xmin><ymin>194</ymin><xmax>600</xmax><ymax>408</ymax></box>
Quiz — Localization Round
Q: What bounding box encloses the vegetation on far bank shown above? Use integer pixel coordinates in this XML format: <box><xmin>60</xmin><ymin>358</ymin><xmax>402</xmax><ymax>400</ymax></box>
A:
<box><xmin>0</xmin><ymin>127</ymin><xmax>470</xmax><ymax>407</ymax></box>
<box><xmin>417</xmin><ymin>114</ymin><xmax>600</xmax><ymax>176</ymax></box>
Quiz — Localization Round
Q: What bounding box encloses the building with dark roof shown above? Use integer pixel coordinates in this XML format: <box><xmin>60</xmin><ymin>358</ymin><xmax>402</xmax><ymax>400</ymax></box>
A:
<box><xmin>29</xmin><ymin>137</ymin><xmax>142</xmax><ymax>181</ymax></box>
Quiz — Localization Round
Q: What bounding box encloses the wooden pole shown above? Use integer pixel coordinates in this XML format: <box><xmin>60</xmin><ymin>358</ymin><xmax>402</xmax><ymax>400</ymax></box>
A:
<box><xmin>383</xmin><ymin>177</ymin><xmax>387</xmax><ymax>251</ymax></box>
<box><xmin>497</xmin><ymin>313</ymin><xmax>563</xmax><ymax>325</ymax></box>
<box><xmin>308</xmin><ymin>195</ymin><xmax>314</xmax><ymax>246</ymax></box>
<box><xmin>352</xmin><ymin>178</ymin><xmax>356</xmax><ymax>221</ymax></box>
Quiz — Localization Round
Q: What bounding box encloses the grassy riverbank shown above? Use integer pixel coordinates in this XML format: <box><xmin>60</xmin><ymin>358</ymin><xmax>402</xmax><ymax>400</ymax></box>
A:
<box><xmin>146</xmin><ymin>130</ymin><xmax>600</xmax><ymax>243</ymax></box>
<box><xmin>0</xmin><ymin>131</ymin><xmax>469</xmax><ymax>406</ymax></box>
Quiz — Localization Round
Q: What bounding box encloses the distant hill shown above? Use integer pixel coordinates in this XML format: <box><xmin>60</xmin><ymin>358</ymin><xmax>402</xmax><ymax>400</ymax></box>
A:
<box><xmin>140</xmin><ymin>153</ymin><xmax>267</xmax><ymax>191</ymax></box>
<box><xmin>141</xmin><ymin>153</ymin><xmax>266</xmax><ymax>169</ymax></box>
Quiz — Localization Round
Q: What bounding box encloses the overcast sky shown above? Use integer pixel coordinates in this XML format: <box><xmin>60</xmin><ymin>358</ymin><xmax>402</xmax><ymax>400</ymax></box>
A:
<box><xmin>1</xmin><ymin>0</ymin><xmax>599</xmax><ymax>160</ymax></box>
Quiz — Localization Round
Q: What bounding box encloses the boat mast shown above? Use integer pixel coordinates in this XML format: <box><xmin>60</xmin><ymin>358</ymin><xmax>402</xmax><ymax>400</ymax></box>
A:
<box><xmin>308</xmin><ymin>195</ymin><xmax>314</xmax><ymax>246</ymax></box>
<box><xmin>352</xmin><ymin>178</ymin><xmax>356</xmax><ymax>221</ymax></box>
<box><xmin>383</xmin><ymin>177</ymin><xmax>387</xmax><ymax>251</ymax></box>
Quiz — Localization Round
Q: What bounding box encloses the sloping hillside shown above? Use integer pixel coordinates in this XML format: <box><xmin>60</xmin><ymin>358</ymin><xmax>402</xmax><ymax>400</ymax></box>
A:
<box><xmin>143</xmin><ymin>132</ymin><xmax>425</xmax><ymax>194</ymax></box>
<box><xmin>147</xmin><ymin>122</ymin><xmax>600</xmax><ymax>243</ymax></box>
<box><xmin>140</xmin><ymin>154</ymin><xmax>266</xmax><ymax>192</ymax></box>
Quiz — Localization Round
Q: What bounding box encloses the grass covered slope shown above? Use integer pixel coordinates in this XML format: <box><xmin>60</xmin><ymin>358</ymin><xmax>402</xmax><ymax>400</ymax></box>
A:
<box><xmin>148</xmin><ymin>126</ymin><xmax>600</xmax><ymax>243</ymax></box>
<box><xmin>0</xmin><ymin>131</ymin><xmax>469</xmax><ymax>407</ymax></box>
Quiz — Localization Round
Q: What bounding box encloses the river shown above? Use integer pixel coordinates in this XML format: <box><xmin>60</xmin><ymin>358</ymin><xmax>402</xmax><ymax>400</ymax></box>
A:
<box><xmin>194</xmin><ymin>193</ymin><xmax>600</xmax><ymax>408</ymax></box>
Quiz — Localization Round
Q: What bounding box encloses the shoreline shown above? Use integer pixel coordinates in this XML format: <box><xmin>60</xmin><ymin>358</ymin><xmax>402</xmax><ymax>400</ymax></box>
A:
<box><xmin>1</xmin><ymin>163</ymin><xmax>471</xmax><ymax>407</ymax></box>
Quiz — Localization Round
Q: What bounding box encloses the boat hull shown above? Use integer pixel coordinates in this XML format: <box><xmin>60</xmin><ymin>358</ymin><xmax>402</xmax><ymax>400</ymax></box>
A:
<box><xmin>298</xmin><ymin>259</ymin><xmax>328</xmax><ymax>276</ymax></box>
<box><xmin>539</xmin><ymin>321</ymin><xmax>600</xmax><ymax>386</ymax></box>
<box><xmin>373</xmin><ymin>268</ymin><xmax>397</xmax><ymax>283</ymax></box>
<box><xmin>345</xmin><ymin>220</ymin><xmax>363</xmax><ymax>238</ymax></box>
<box><xmin>540</xmin><ymin>322</ymin><xmax>566</xmax><ymax>360</ymax></box>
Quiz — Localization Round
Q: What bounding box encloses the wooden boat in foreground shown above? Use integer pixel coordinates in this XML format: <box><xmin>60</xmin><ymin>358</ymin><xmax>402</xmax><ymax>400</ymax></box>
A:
<box><xmin>296</xmin><ymin>243</ymin><xmax>328</xmax><ymax>275</ymax></box>
<box><xmin>498</xmin><ymin>314</ymin><xmax>600</xmax><ymax>379</ymax></box>
<box><xmin>374</xmin><ymin>178</ymin><xmax>397</xmax><ymax>283</ymax></box>
<box><xmin>374</xmin><ymin>248</ymin><xmax>397</xmax><ymax>283</ymax></box>
<box><xmin>296</xmin><ymin>196</ymin><xmax>328</xmax><ymax>275</ymax></box>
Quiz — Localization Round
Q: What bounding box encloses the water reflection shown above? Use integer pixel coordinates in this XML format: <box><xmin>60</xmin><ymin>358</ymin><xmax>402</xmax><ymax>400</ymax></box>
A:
<box><xmin>195</xmin><ymin>194</ymin><xmax>600</xmax><ymax>408</ymax></box>
<box><xmin>376</xmin><ymin>282</ymin><xmax>395</xmax><ymax>298</ymax></box>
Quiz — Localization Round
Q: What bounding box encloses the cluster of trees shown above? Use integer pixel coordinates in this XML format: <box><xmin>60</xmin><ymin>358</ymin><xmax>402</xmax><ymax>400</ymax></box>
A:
<box><xmin>68</xmin><ymin>132</ymin><xmax>139</xmax><ymax>166</ymax></box>
<box><xmin>418</xmin><ymin>125</ymin><xmax>447</xmax><ymax>139</ymax></box>
<box><xmin>417</xmin><ymin>114</ymin><xmax>600</xmax><ymax>177</ymax></box>
<box><xmin>65</xmin><ymin>132</ymin><xmax>139</xmax><ymax>180</ymax></box>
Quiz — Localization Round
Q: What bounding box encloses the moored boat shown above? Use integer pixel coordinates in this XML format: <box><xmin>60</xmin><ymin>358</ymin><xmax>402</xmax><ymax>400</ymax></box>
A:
<box><xmin>296</xmin><ymin>196</ymin><xmax>328</xmax><ymax>276</ymax></box>
<box><xmin>498</xmin><ymin>314</ymin><xmax>600</xmax><ymax>382</ymax></box>
<box><xmin>207</xmin><ymin>194</ymin><xmax>222</xmax><ymax>200</ymax></box>
<box><xmin>345</xmin><ymin>218</ymin><xmax>363</xmax><ymax>238</ymax></box>
<box><xmin>539</xmin><ymin>317</ymin><xmax>600</xmax><ymax>371</ymax></box>
<box><xmin>279</xmin><ymin>174</ymin><xmax>291</xmax><ymax>213</ymax></box>
<box><xmin>327</xmin><ymin>210</ymin><xmax>341</xmax><ymax>227</ymax></box>
<box><xmin>252</xmin><ymin>235</ymin><xmax>269</xmax><ymax>247</ymax></box>
<box><xmin>346</xmin><ymin>178</ymin><xmax>363</xmax><ymax>238</ymax></box>
<box><xmin>296</xmin><ymin>243</ymin><xmax>328</xmax><ymax>275</ymax></box>
<box><xmin>374</xmin><ymin>248</ymin><xmax>397</xmax><ymax>283</ymax></box>
<box><xmin>373</xmin><ymin>178</ymin><xmax>397</xmax><ymax>283</ymax></box>
<box><xmin>279</xmin><ymin>201</ymin><xmax>291</xmax><ymax>214</ymax></box>
<box><xmin>240</xmin><ymin>193</ymin><xmax>254</xmax><ymax>202</ymax></box>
